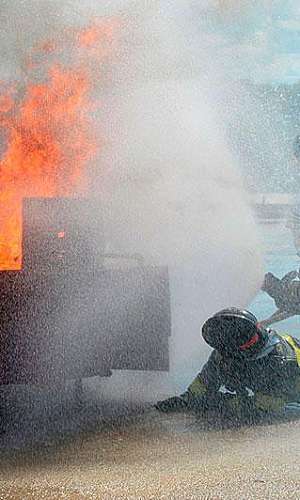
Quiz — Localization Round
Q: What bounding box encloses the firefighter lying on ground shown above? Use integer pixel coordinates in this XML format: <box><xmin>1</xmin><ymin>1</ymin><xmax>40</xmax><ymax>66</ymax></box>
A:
<box><xmin>260</xmin><ymin>270</ymin><xmax>300</xmax><ymax>327</ymax></box>
<box><xmin>155</xmin><ymin>308</ymin><xmax>300</xmax><ymax>421</ymax></box>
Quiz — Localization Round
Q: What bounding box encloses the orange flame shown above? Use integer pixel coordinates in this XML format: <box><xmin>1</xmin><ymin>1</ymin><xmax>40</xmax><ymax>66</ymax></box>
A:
<box><xmin>0</xmin><ymin>18</ymin><xmax>119</xmax><ymax>270</ymax></box>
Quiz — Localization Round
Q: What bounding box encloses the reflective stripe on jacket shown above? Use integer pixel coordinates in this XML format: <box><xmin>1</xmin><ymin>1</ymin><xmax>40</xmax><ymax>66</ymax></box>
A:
<box><xmin>281</xmin><ymin>334</ymin><xmax>300</xmax><ymax>367</ymax></box>
<box><xmin>182</xmin><ymin>333</ymin><xmax>300</xmax><ymax>413</ymax></box>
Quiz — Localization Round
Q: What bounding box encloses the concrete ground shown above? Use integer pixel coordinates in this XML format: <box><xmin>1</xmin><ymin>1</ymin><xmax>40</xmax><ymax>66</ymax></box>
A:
<box><xmin>0</xmin><ymin>387</ymin><xmax>300</xmax><ymax>499</ymax></box>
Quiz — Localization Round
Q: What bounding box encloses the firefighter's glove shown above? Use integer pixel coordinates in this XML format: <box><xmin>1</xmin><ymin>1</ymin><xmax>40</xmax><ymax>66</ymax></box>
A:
<box><xmin>155</xmin><ymin>396</ymin><xmax>187</xmax><ymax>413</ymax></box>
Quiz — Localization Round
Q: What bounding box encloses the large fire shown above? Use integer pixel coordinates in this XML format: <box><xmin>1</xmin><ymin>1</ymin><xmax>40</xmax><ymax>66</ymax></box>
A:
<box><xmin>0</xmin><ymin>18</ymin><xmax>119</xmax><ymax>270</ymax></box>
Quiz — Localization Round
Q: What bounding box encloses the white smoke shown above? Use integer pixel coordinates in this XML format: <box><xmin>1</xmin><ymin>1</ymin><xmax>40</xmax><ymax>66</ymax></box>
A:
<box><xmin>1</xmin><ymin>1</ymin><xmax>264</xmax><ymax>401</ymax></box>
<box><xmin>96</xmin><ymin>2</ymin><xmax>264</xmax><ymax>394</ymax></box>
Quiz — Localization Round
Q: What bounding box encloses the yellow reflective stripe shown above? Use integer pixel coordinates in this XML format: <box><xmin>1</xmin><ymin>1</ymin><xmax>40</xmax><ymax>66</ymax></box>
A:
<box><xmin>281</xmin><ymin>335</ymin><xmax>300</xmax><ymax>367</ymax></box>
<box><xmin>187</xmin><ymin>376</ymin><xmax>207</xmax><ymax>397</ymax></box>
<box><xmin>255</xmin><ymin>393</ymin><xmax>286</xmax><ymax>412</ymax></box>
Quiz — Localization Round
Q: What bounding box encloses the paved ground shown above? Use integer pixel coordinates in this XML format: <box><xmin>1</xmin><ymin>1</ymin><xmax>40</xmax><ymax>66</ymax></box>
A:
<box><xmin>0</xmin><ymin>389</ymin><xmax>300</xmax><ymax>499</ymax></box>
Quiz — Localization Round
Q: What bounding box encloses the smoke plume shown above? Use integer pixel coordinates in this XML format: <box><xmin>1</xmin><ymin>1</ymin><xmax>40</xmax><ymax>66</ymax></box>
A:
<box><xmin>0</xmin><ymin>1</ymin><xmax>263</xmax><ymax>400</ymax></box>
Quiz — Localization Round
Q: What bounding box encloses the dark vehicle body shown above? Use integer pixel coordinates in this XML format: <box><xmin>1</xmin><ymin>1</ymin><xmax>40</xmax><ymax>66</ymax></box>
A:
<box><xmin>0</xmin><ymin>198</ymin><xmax>171</xmax><ymax>387</ymax></box>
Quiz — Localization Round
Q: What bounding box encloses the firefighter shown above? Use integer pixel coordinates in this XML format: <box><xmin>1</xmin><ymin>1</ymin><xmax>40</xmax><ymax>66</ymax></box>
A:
<box><xmin>260</xmin><ymin>270</ymin><xmax>300</xmax><ymax>326</ymax></box>
<box><xmin>155</xmin><ymin>308</ymin><xmax>300</xmax><ymax>421</ymax></box>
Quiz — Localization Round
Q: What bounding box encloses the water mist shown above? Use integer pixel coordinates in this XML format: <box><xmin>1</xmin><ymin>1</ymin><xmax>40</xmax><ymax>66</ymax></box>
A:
<box><xmin>0</xmin><ymin>1</ymin><xmax>264</xmax><ymax>403</ymax></box>
<box><xmin>95</xmin><ymin>1</ymin><xmax>264</xmax><ymax>397</ymax></box>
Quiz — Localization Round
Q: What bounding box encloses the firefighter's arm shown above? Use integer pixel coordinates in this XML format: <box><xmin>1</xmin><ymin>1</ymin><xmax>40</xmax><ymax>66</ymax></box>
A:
<box><xmin>155</xmin><ymin>352</ymin><xmax>219</xmax><ymax>413</ymax></box>
<box><xmin>154</xmin><ymin>374</ymin><xmax>209</xmax><ymax>413</ymax></box>
<box><xmin>185</xmin><ymin>373</ymin><xmax>208</xmax><ymax>398</ymax></box>
<box><xmin>259</xmin><ymin>309</ymin><xmax>293</xmax><ymax>327</ymax></box>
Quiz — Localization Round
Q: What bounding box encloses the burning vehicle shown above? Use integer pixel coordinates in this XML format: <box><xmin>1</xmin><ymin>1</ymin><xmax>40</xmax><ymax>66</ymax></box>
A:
<box><xmin>0</xmin><ymin>20</ymin><xmax>171</xmax><ymax>394</ymax></box>
<box><xmin>0</xmin><ymin>197</ymin><xmax>171</xmax><ymax>389</ymax></box>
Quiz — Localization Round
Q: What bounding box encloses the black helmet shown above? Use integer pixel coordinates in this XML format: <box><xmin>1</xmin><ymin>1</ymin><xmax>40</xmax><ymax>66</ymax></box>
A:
<box><xmin>202</xmin><ymin>308</ymin><xmax>269</xmax><ymax>358</ymax></box>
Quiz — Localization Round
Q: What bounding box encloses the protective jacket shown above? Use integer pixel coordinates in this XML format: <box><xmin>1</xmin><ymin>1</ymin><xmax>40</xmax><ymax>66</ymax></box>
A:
<box><xmin>156</xmin><ymin>332</ymin><xmax>300</xmax><ymax>415</ymax></box>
